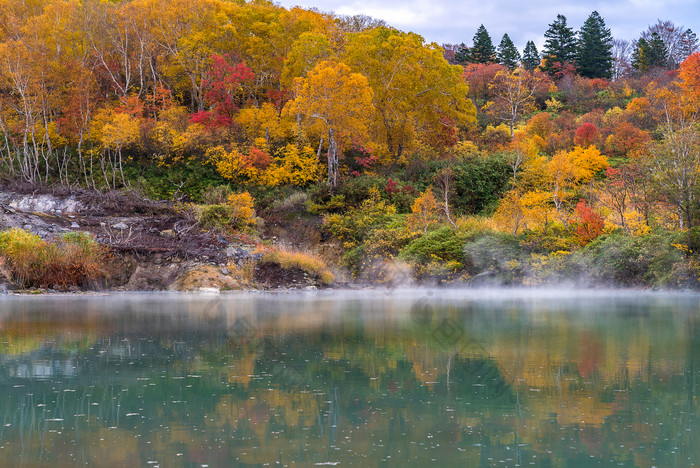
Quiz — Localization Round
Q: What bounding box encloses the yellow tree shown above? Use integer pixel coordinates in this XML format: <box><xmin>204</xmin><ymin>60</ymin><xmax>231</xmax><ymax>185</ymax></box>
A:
<box><xmin>284</xmin><ymin>60</ymin><xmax>373</xmax><ymax>186</ymax></box>
<box><xmin>343</xmin><ymin>27</ymin><xmax>475</xmax><ymax>159</ymax></box>
<box><xmin>407</xmin><ymin>189</ymin><xmax>440</xmax><ymax>233</ymax></box>
<box><xmin>546</xmin><ymin>146</ymin><xmax>608</xmax><ymax>227</ymax></box>
<box><xmin>485</xmin><ymin>67</ymin><xmax>546</xmax><ymax>138</ymax></box>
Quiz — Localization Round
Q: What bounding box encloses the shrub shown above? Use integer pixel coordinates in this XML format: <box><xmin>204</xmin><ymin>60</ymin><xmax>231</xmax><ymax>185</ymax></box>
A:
<box><xmin>452</xmin><ymin>153</ymin><xmax>512</xmax><ymax>215</ymax></box>
<box><xmin>465</xmin><ymin>233</ymin><xmax>523</xmax><ymax>281</ymax></box>
<box><xmin>197</xmin><ymin>204</ymin><xmax>234</xmax><ymax>230</ymax></box>
<box><xmin>399</xmin><ymin>226</ymin><xmax>468</xmax><ymax>279</ymax></box>
<box><xmin>573</xmin><ymin>230</ymin><xmax>684</xmax><ymax>286</ymax></box>
<box><xmin>227</xmin><ymin>191</ymin><xmax>256</xmax><ymax>229</ymax></box>
<box><xmin>325</xmin><ymin>187</ymin><xmax>396</xmax><ymax>248</ymax></box>
<box><xmin>0</xmin><ymin>229</ymin><xmax>108</xmax><ymax>289</ymax></box>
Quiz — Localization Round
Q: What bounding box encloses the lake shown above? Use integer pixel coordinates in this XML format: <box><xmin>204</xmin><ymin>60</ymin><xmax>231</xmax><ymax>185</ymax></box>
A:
<box><xmin>0</xmin><ymin>289</ymin><xmax>697</xmax><ymax>467</ymax></box>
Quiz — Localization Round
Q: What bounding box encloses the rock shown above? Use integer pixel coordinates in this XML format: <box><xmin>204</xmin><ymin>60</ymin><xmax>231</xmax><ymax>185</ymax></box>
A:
<box><xmin>54</xmin><ymin>209</ymin><xmax>62</xmax><ymax>217</ymax></box>
<box><xmin>23</xmin><ymin>224</ymin><xmax>32</xmax><ymax>230</ymax></box>
<box><xmin>168</xmin><ymin>265</ymin><xmax>241</xmax><ymax>292</ymax></box>
<box><xmin>100</xmin><ymin>222</ymin><xmax>106</xmax><ymax>228</ymax></box>
<box><xmin>112</xmin><ymin>222</ymin><xmax>129</xmax><ymax>230</ymax></box>
<box><xmin>222</xmin><ymin>268</ymin><xmax>229</xmax><ymax>275</ymax></box>
<box><xmin>70</xmin><ymin>222</ymin><xmax>80</xmax><ymax>229</ymax></box>
<box><xmin>160</xmin><ymin>229</ymin><xmax>176</xmax><ymax>239</ymax></box>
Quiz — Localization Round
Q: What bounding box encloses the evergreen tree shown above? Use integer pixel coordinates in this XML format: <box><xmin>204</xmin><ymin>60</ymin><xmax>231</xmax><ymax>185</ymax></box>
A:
<box><xmin>632</xmin><ymin>33</ymin><xmax>668</xmax><ymax>72</ymax></box>
<box><xmin>576</xmin><ymin>11</ymin><xmax>613</xmax><ymax>78</ymax></box>
<box><xmin>470</xmin><ymin>25</ymin><xmax>496</xmax><ymax>63</ymax></box>
<box><xmin>497</xmin><ymin>33</ymin><xmax>521</xmax><ymax>68</ymax></box>
<box><xmin>454</xmin><ymin>42</ymin><xmax>470</xmax><ymax>64</ymax></box>
<box><xmin>522</xmin><ymin>41</ymin><xmax>540</xmax><ymax>70</ymax></box>
<box><xmin>541</xmin><ymin>14</ymin><xmax>577</xmax><ymax>76</ymax></box>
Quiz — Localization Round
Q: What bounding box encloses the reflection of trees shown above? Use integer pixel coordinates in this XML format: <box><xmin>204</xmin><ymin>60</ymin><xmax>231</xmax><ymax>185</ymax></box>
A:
<box><xmin>0</xmin><ymin>295</ymin><xmax>695</xmax><ymax>466</ymax></box>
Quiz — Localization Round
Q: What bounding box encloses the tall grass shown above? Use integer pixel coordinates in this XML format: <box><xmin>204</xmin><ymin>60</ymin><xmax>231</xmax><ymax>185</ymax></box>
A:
<box><xmin>261</xmin><ymin>247</ymin><xmax>334</xmax><ymax>285</ymax></box>
<box><xmin>0</xmin><ymin>229</ymin><xmax>108</xmax><ymax>289</ymax></box>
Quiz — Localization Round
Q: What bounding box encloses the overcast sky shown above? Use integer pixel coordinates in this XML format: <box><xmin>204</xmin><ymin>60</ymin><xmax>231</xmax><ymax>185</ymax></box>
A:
<box><xmin>276</xmin><ymin>0</ymin><xmax>699</xmax><ymax>50</ymax></box>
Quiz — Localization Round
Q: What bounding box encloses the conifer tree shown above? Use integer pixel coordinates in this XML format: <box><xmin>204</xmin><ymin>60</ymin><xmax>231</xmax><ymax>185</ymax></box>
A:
<box><xmin>522</xmin><ymin>41</ymin><xmax>540</xmax><ymax>70</ymax></box>
<box><xmin>576</xmin><ymin>11</ymin><xmax>613</xmax><ymax>78</ymax></box>
<box><xmin>541</xmin><ymin>14</ymin><xmax>577</xmax><ymax>76</ymax></box>
<box><xmin>497</xmin><ymin>34</ymin><xmax>521</xmax><ymax>69</ymax></box>
<box><xmin>454</xmin><ymin>42</ymin><xmax>470</xmax><ymax>64</ymax></box>
<box><xmin>632</xmin><ymin>33</ymin><xmax>668</xmax><ymax>72</ymax></box>
<box><xmin>470</xmin><ymin>25</ymin><xmax>496</xmax><ymax>63</ymax></box>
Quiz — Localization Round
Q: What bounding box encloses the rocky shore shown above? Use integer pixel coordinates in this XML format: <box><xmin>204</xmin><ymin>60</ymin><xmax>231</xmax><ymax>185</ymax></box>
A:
<box><xmin>0</xmin><ymin>186</ymin><xmax>337</xmax><ymax>293</ymax></box>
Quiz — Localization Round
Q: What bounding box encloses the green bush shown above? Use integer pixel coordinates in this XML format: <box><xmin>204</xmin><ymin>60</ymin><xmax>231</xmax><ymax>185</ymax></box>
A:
<box><xmin>399</xmin><ymin>226</ymin><xmax>468</xmax><ymax>275</ymax></box>
<box><xmin>465</xmin><ymin>233</ymin><xmax>523</xmax><ymax>282</ymax></box>
<box><xmin>573</xmin><ymin>230</ymin><xmax>686</xmax><ymax>287</ymax></box>
<box><xmin>197</xmin><ymin>204</ymin><xmax>234</xmax><ymax>230</ymax></box>
<box><xmin>451</xmin><ymin>153</ymin><xmax>513</xmax><ymax>215</ymax></box>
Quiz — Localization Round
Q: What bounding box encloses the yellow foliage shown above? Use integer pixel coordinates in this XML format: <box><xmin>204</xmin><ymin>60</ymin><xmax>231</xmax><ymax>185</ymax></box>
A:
<box><xmin>206</xmin><ymin>146</ymin><xmax>251</xmax><ymax>182</ymax></box>
<box><xmin>236</xmin><ymin>103</ymin><xmax>292</xmax><ymax>148</ymax></box>
<box><xmin>262</xmin><ymin>144</ymin><xmax>321</xmax><ymax>187</ymax></box>
<box><xmin>407</xmin><ymin>189</ymin><xmax>440</xmax><ymax>233</ymax></box>
<box><xmin>99</xmin><ymin>112</ymin><xmax>140</xmax><ymax>151</ymax></box>
<box><xmin>227</xmin><ymin>191</ymin><xmax>256</xmax><ymax>228</ymax></box>
<box><xmin>548</xmin><ymin>145</ymin><xmax>608</xmax><ymax>188</ymax></box>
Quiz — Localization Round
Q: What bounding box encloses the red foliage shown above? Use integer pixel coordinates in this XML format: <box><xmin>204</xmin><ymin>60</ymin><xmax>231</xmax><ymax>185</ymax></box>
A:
<box><xmin>574</xmin><ymin>200</ymin><xmax>604</xmax><ymax>244</ymax></box>
<box><xmin>243</xmin><ymin>147</ymin><xmax>272</xmax><ymax>170</ymax></box>
<box><xmin>574</xmin><ymin>122</ymin><xmax>599</xmax><ymax>148</ymax></box>
<box><xmin>356</xmin><ymin>154</ymin><xmax>378</xmax><ymax>169</ymax></box>
<box><xmin>385</xmin><ymin>178</ymin><xmax>399</xmax><ymax>196</ymax></box>
<box><xmin>462</xmin><ymin>63</ymin><xmax>506</xmax><ymax>103</ymax></box>
<box><xmin>604</xmin><ymin>121</ymin><xmax>651</xmax><ymax>157</ymax></box>
<box><xmin>191</xmin><ymin>54</ymin><xmax>255</xmax><ymax>129</ymax></box>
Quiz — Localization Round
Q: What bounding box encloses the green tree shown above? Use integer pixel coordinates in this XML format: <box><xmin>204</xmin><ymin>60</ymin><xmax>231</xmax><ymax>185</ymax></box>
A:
<box><xmin>576</xmin><ymin>11</ymin><xmax>613</xmax><ymax>78</ymax></box>
<box><xmin>522</xmin><ymin>40</ymin><xmax>540</xmax><ymax>71</ymax></box>
<box><xmin>497</xmin><ymin>33</ymin><xmax>520</xmax><ymax>69</ymax></box>
<box><xmin>470</xmin><ymin>25</ymin><xmax>496</xmax><ymax>63</ymax></box>
<box><xmin>541</xmin><ymin>14</ymin><xmax>577</xmax><ymax>76</ymax></box>
<box><xmin>454</xmin><ymin>42</ymin><xmax>470</xmax><ymax>64</ymax></box>
<box><xmin>632</xmin><ymin>33</ymin><xmax>668</xmax><ymax>72</ymax></box>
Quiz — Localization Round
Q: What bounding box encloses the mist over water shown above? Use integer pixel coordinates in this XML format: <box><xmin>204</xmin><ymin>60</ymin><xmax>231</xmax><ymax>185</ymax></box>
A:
<box><xmin>0</xmin><ymin>289</ymin><xmax>697</xmax><ymax>467</ymax></box>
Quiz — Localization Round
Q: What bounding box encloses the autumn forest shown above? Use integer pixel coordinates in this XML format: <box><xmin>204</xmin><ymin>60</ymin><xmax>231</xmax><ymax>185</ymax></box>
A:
<box><xmin>1</xmin><ymin>0</ymin><xmax>700</xmax><ymax>288</ymax></box>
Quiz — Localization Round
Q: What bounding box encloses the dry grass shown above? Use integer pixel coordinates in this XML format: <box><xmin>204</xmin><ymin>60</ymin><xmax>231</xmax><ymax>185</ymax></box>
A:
<box><xmin>261</xmin><ymin>247</ymin><xmax>334</xmax><ymax>285</ymax></box>
<box><xmin>0</xmin><ymin>229</ymin><xmax>108</xmax><ymax>289</ymax></box>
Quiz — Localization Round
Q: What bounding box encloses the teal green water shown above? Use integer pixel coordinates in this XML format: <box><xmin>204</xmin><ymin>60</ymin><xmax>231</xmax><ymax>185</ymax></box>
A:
<box><xmin>0</xmin><ymin>289</ymin><xmax>697</xmax><ymax>467</ymax></box>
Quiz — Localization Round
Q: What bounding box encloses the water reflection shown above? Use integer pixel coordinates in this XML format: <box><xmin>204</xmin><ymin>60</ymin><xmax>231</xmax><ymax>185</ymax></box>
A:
<box><xmin>0</xmin><ymin>289</ymin><xmax>697</xmax><ymax>467</ymax></box>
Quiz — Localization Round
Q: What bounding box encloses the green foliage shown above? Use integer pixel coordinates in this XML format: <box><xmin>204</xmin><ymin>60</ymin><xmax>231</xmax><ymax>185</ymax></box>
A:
<box><xmin>522</xmin><ymin>41</ymin><xmax>540</xmax><ymax>71</ymax></box>
<box><xmin>632</xmin><ymin>33</ymin><xmax>668</xmax><ymax>72</ymax></box>
<box><xmin>470</xmin><ymin>25</ymin><xmax>496</xmax><ymax>64</ymax></box>
<box><xmin>541</xmin><ymin>14</ymin><xmax>577</xmax><ymax>75</ymax></box>
<box><xmin>452</xmin><ymin>153</ymin><xmax>513</xmax><ymax>215</ymax></box>
<box><xmin>201</xmin><ymin>185</ymin><xmax>232</xmax><ymax>205</ymax></box>
<box><xmin>576</xmin><ymin>11</ymin><xmax>613</xmax><ymax>79</ymax></box>
<box><xmin>324</xmin><ymin>188</ymin><xmax>396</xmax><ymax>248</ymax></box>
<box><xmin>124</xmin><ymin>159</ymin><xmax>228</xmax><ymax>201</ymax></box>
<box><xmin>465</xmin><ymin>233</ymin><xmax>522</xmax><ymax>277</ymax></box>
<box><xmin>197</xmin><ymin>204</ymin><xmax>234</xmax><ymax>230</ymax></box>
<box><xmin>399</xmin><ymin>226</ymin><xmax>468</xmax><ymax>273</ymax></box>
<box><xmin>497</xmin><ymin>34</ymin><xmax>521</xmax><ymax>69</ymax></box>
<box><xmin>574</xmin><ymin>230</ymin><xmax>687</xmax><ymax>286</ymax></box>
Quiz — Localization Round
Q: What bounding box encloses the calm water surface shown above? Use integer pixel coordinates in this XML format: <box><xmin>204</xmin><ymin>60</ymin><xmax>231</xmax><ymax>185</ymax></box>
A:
<box><xmin>0</xmin><ymin>289</ymin><xmax>697</xmax><ymax>467</ymax></box>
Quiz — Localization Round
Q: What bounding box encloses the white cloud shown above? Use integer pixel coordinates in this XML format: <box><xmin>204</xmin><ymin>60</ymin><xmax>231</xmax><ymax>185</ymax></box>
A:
<box><xmin>277</xmin><ymin>0</ymin><xmax>700</xmax><ymax>50</ymax></box>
